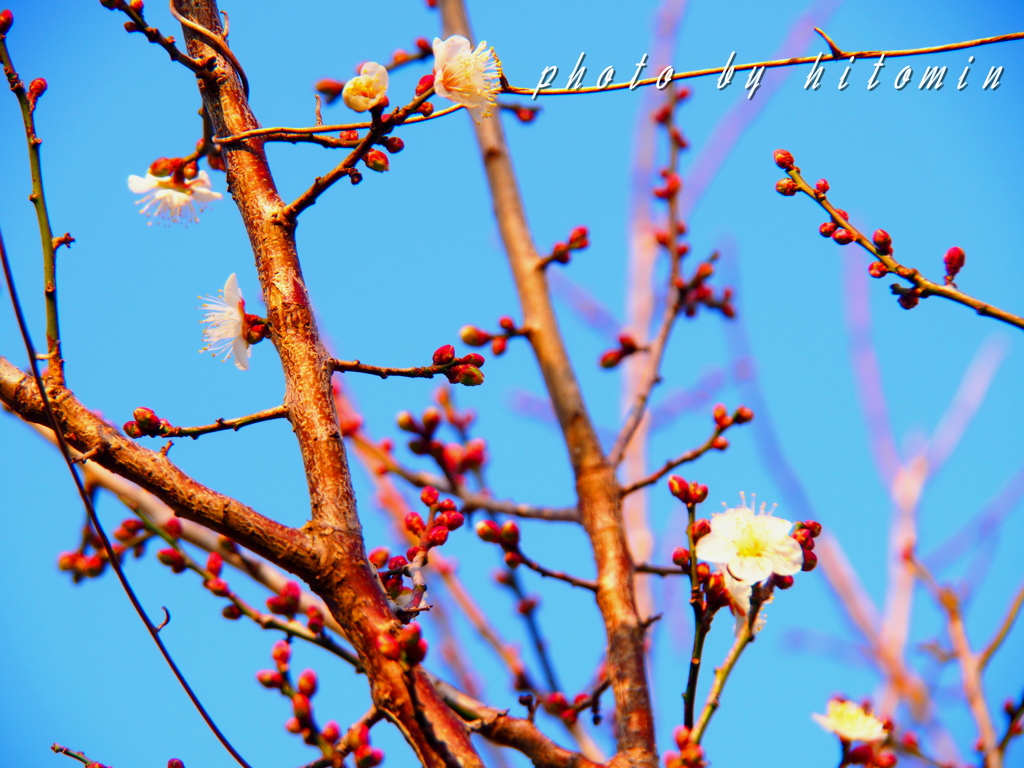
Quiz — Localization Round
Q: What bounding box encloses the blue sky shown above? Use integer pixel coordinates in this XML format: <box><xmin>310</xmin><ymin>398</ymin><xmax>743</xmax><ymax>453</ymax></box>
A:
<box><xmin>1</xmin><ymin>1</ymin><xmax>1023</xmax><ymax>767</ymax></box>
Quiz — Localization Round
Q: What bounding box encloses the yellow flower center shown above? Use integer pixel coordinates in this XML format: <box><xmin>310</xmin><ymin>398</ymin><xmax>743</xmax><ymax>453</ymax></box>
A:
<box><xmin>733</xmin><ymin>521</ymin><xmax>765</xmax><ymax>558</ymax></box>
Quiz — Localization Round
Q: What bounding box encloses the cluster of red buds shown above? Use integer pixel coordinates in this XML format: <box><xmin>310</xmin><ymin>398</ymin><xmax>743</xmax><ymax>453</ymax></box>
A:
<box><xmin>429</xmin><ymin>344</ymin><xmax>486</xmax><ymax>386</ymax></box>
<box><xmin>397</xmin><ymin>406</ymin><xmax>487</xmax><ymax>478</ymax></box>
<box><xmin>388</xmin><ymin>37</ymin><xmax>432</xmax><ymax>67</ymax></box>
<box><xmin>124</xmin><ymin>406</ymin><xmax>172</xmax><ymax>438</ymax></box>
<box><xmin>475</xmin><ymin>518</ymin><xmax>524</xmax><ymax>568</ymax></box>
<box><xmin>599</xmin><ymin>333</ymin><xmax>642</xmax><ymax>369</ymax></box>
<box><xmin>663</xmin><ymin>726</ymin><xmax>707</xmax><ymax>768</ymax></box>
<box><xmin>541</xmin><ymin>225</ymin><xmax>590</xmax><ymax>267</ymax></box>
<box><xmin>266</xmin><ymin>579</ymin><xmax>303</xmax><ymax>616</ymax></box>
<box><xmin>57</xmin><ymin>519</ymin><xmax>148</xmax><ymax>582</ymax></box>
<box><xmin>846</xmin><ymin>736</ymin><xmax>897</xmax><ymax>767</ymax></box>
<box><xmin>460</xmin><ymin>316</ymin><xmax>527</xmax><ymax>356</ymax></box>
<box><xmin>654</xmin><ymin>169</ymin><xmax>682</xmax><ymax>200</ymax></box>
<box><xmin>541</xmin><ymin>690</ymin><xmax>598</xmax><ymax>726</ymax></box>
<box><xmin>346</xmin><ymin>723</ymin><xmax>384</xmax><ymax>768</ymax></box>
<box><xmin>651</xmin><ymin>85</ymin><xmax>691</xmax><ymax>141</ymax></box>
<box><xmin>378</xmin><ymin>487</ymin><xmax>465</xmax><ymax>587</ymax></box>
<box><xmin>791</xmin><ymin>520</ymin><xmax>822</xmax><ymax>574</ymax></box>
<box><xmin>256</xmin><ymin>641</ymin><xmax>345</xmax><ymax>754</ymax></box>
<box><xmin>376</xmin><ymin>622</ymin><xmax>428</xmax><ymax>666</ymax></box>
<box><xmin>674</xmin><ymin>261</ymin><xmax>735</xmax><ymax>319</ymax></box>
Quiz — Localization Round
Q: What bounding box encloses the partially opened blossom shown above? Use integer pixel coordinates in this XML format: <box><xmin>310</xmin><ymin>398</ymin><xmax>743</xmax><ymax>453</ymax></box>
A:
<box><xmin>199</xmin><ymin>273</ymin><xmax>251</xmax><ymax>371</ymax></box>
<box><xmin>342</xmin><ymin>62</ymin><xmax>389</xmax><ymax>112</ymax></box>
<box><xmin>695</xmin><ymin>494</ymin><xmax>802</xmax><ymax>583</ymax></box>
<box><xmin>432</xmin><ymin>35</ymin><xmax>502</xmax><ymax>122</ymax></box>
<box><xmin>128</xmin><ymin>165</ymin><xmax>222</xmax><ymax>224</ymax></box>
<box><xmin>812</xmin><ymin>699</ymin><xmax>887</xmax><ymax>743</ymax></box>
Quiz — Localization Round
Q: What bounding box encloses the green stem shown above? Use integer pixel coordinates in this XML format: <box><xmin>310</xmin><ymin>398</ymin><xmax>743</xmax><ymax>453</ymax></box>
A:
<box><xmin>0</xmin><ymin>33</ymin><xmax>62</xmax><ymax>382</ymax></box>
<box><xmin>683</xmin><ymin>501</ymin><xmax>706</xmax><ymax>727</ymax></box>
<box><xmin>691</xmin><ymin>597</ymin><xmax>761</xmax><ymax>743</ymax></box>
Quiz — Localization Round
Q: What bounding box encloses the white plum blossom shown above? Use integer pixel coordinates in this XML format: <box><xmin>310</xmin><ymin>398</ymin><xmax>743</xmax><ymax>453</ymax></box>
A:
<box><xmin>432</xmin><ymin>35</ymin><xmax>502</xmax><ymax>122</ymax></box>
<box><xmin>342</xmin><ymin>62</ymin><xmax>389</xmax><ymax>112</ymax></box>
<box><xmin>695</xmin><ymin>494</ymin><xmax>803</xmax><ymax>583</ymax></box>
<box><xmin>199</xmin><ymin>273</ymin><xmax>251</xmax><ymax>370</ymax></box>
<box><xmin>128</xmin><ymin>169</ymin><xmax>222</xmax><ymax>223</ymax></box>
<box><xmin>812</xmin><ymin>699</ymin><xmax>888</xmax><ymax>743</ymax></box>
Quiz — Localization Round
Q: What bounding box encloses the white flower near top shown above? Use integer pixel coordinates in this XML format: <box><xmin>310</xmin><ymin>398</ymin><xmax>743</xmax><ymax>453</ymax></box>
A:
<box><xmin>432</xmin><ymin>35</ymin><xmax>502</xmax><ymax>122</ymax></box>
<box><xmin>812</xmin><ymin>699</ymin><xmax>887</xmax><ymax>743</ymax></box>
<box><xmin>342</xmin><ymin>62</ymin><xmax>389</xmax><ymax>112</ymax></box>
<box><xmin>199</xmin><ymin>273</ymin><xmax>251</xmax><ymax>371</ymax></box>
<box><xmin>128</xmin><ymin>169</ymin><xmax>222</xmax><ymax>223</ymax></box>
<box><xmin>695</xmin><ymin>494</ymin><xmax>803</xmax><ymax>583</ymax></box>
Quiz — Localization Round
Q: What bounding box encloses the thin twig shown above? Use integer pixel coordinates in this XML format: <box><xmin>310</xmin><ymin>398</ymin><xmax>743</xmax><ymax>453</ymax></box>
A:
<box><xmin>331</xmin><ymin>358</ymin><xmax>459</xmax><ymax>380</ymax></box>
<box><xmin>786</xmin><ymin>165</ymin><xmax>1024</xmax><ymax>331</ymax></box>
<box><xmin>621</xmin><ymin>426</ymin><xmax>726</xmax><ymax>495</ymax></box>
<box><xmin>979</xmin><ymin>580</ymin><xmax>1024</xmax><ymax>670</ymax></box>
<box><xmin>165</xmin><ymin>404</ymin><xmax>289</xmax><ymax>438</ymax></box>
<box><xmin>106</xmin><ymin>0</ymin><xmax>211</xmax><ymax>77</ymax></box>
<box><xmin>518</xmin><ymin>552</ymin><xmax>598</xmax><ymax>592</ymax></box>
<box><xmin>0</xmin><ymin>227</ymin><xmax>253</xmax><ymax>768</ymax></box>
<box><xmin>0</xmin><ymin>32</ymin><xmax>63</xmax><ymax>384</ymax></box>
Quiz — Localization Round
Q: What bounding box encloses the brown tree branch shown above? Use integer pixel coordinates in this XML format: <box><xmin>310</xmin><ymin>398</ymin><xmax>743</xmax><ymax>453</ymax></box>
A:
<box><xmin>172</xmin><ymin>2</ymin><xmax>485</xmax><ymax>765</ymax></box>
<box><xmin>0</xmin><ymin>358</ymin><xmax>317</xmax><ymax>573</ymax></box>
<box><xmin>438</xmin><ymin>2</ymin><xmax>657</xmax><ymax>765</ymax></box>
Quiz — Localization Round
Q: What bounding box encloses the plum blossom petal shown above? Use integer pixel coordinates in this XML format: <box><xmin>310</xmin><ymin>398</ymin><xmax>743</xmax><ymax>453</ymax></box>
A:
<box><xmin>128</xmin><ymin>169</ymin><xmax>222</xmax><ymax>224</ymax></box>
<box><xmin>812</xmin><ymin>699</ymin><xmax>887</xmax><ymax>743</ymax></box>
<box><xmin>342</xmin><ymin>62</ymin><xmax>389</xmax><ymax>112</ymax></box>
<box><xmin>695</xmin><ymin>494</ymin><xmax>803</xmax><ymax>583</ymax></box>
<box><xmin>199</xmin><ymin>273</ymin><xmax>250</xmax><ymax>370</ymax></box>
<box><xmin>432</xmin><ymin>35</ymin><xmax>502</xmax><ymax>122</ymax></box>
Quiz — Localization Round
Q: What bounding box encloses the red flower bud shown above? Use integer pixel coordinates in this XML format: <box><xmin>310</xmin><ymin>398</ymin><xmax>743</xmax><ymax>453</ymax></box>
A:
<box><xmin>133</xmin><ymin>406</ymin><xmax>161</xmax><ymax>431</ymax></box>
<box><xmin>447</xmin><ymin>364</ymin><xmax>484</xmax><ymax>386</ymax></box>
<box><xmin>459</xmin><ymin>325</ymin><xmax>491</xmax><ymax>346</ymax></box>
<box><xmin>222</xmin><ymin>604</ymin><xmax>242</xmax><ymax>620</ymax></box>
<box><xmin>444</xmin><ymin>512</ymin><xmax>465</xmax><ymax>530</ymax></box>
<box><xmin>898</xmin><ymin>291</ymin><xmax>920</xmax><ymax>310</ymax></box>
<box><xmin>382</xmin><ymin>136</ymin><xmax>405</xmax><ymax>154</ymax></box>
<box><xmin>432</xmin><ymin>345</ymin><xmax>455</xmax><ymax>366</ymax></box>
<box><xmin>363</xmin><ymin>149</ymin><xmax>389</xmax><ymax>172</ymax></box>
<box><xmin>671</xmin><ymin>547</ymin><xmax>690</xmax><ymax>568</ymax></box>
<box><xmin>284</xmin><ymin>717</ymin><xmax>302</xmax><ymax>734</ymax></box>
<box><xmin>695</xmin><ymin>562</ymin><xmax>711</xmax><ymax>583</ymax></box>
<box><xmin>167</xmin><ymin>760</ymin><xmax>183</xmax><ymax>768</ymax></box>
<box><xmin>157</xmin><ymin>548</ymin><xmax>186</xmax><ymax>572</ymax></box>
<box><xmin>943</xmin><ymin>246</ymin><xmax>965</xmax><ymax>280</ymax></box>
<box><xmin>321</xmin><ymin>721</ymin><xmax>340</xmax><ymax>743</ymax></box>
<box><xmin>163</xmin><ymin>517</ymin><xmax>182</xmax><ymax>538</ymax></box>
<box><xmin>734</xmin><ymin>406</ymin><xmax>754</xmax><ymax>424</ymax></box>
<box><xmin>500</xmin><ymin>520</ymin><xmax>520</xmax><ymax>546</ymax></box>
<box><xmin>801</xmin><ymin>520</ymin><xmax>822</xmax><ymax>537</ymax></box>
<box><xmin>206</xmin><ymin>551</ymin><xmax>223</xmax><ymax>577</ymax></box>
<box><xmin>461</xmin><ymin>352</ymin><xmax>486</xmax><ymax>367</ymax></box>
<box><xmin>257</xmin><ymin>669</ymin><xmax>284</xmax><ymax>688</ymax></box>
<box><xmin>819</xmin><ymin>222</ymin><xmax>838</xmax><ymax>238</ymax></box>
<box><xmin>297</xmin><ymin>669</ymin><xmax>318</xmax><ymax>697</ymax></box>
<box><xmin>690</xmin><ymin>518</ymin><xmax>711</xmax><ymax>541</ymax></box>
<box><xmin>204</xmin><ymin>577</ymin><xmax>230</xmax><ymax>596</ymax></box>
<box><xmin>28</xmin><ymin>77</ymin><xmax>47</xmax><ymax>100</ymax></box>
<box><xmin>801</xmin><ymin>549</ymin><xmax>818</xmax><ymax>571</ymax></box>
<box><xmin>498</xmin><ymin>315</ymin><xmax>516</xmax><ymax>331</ymax></box>
<box><xmin>872</xmin><ymin>229</ymin><xmax>892</xmax><ymax>254</ymax></box>
<box><xmin>272</xmin><ymin>639</ymin><xmax>291</xmax><ymax>667</ymax></box>
<box><xmin>368</xmin><ymin>546</ymin><xmax>389</xmax><ymax>569</ymax></box>
<box><xmin>599</xmin><ymin>349</ymin><xmax>624</xmax><ymax>369</ymax></box>
<box><xmin>504</xmin><ymin>550</ymin><xmax>523</xmax><ymax>568</ymax></box>
<box><xmin>406</xmin><ymin>546</ymin><xmax>422</xmax><ymax>562</ymax></box>
<box><xmin>832</xmin><ymin>228</ymin><xmax>855</xmax><ymax>245</ymax></box>
<box><xmin>815</xmin><ymin>178</ymin><xmax>830</xmax><ymax>195</ymax></box>
<box><xmin>569</xmin><ymin>226</ymin><xmax>589</xmax><ymax>249</ymax></box>
<box><xmin>491</xmin><ymin>336</ymin><xmax>508</xmax><ymax>355</ymax></box>
<box><xmin>416</xmin><ymin>74</ymin><xmax>435</xmax><ymax>96</ymax></box>
<box><xmin>292</xmin><ymin>693</ymin><xmax>312</xmax><ymax>721</ymax></box>
<box><xmin>793</xmin><ymin>528</ymin><xmax>815</xmax><ymax>550</ymax></box>
<box><xmin>405</xmin><ymin>512</ymin><xmax>426</xmax><ymax>536</ymax></box>
<box><xmin>426</xmin><ymin>526</ymin><xmax>449</xmax><ymax>547</ymax></box>
<box><xmin>476</xmin><ymin>520</ymin><xmax>501</xmax><ymax>543</ymax></box>
<box><xmin>421</xmin><ymin>406</ymin><xmax>441</xmax><ymax>432</ymax></box>
<box><xmin>771</xmin><ymin>574</ymin><xmax>795</xmax><ymax>590</ymax></box>
<box><xmin>775</xmin><ymin>178</ymin><xmax>798</xmax><ymax>196</ymax></box>
<box><xmin>355</xmin><ymin>746</ymin><xmax>384</xmax><ymax>768</ymax></box>
<box><xmin>315</xmin><ymin>79</ymin><xmax>346</xmax><ymax>104</ymax></box>
<box><xmin>868</xmin><ymin>261</ymin><xmax>889</xmax><ymax>278</ymax></box>
<box><xmin>773</xmin><ymin>149</ymin><xmax>795</xmax><ymax>170</ymax></box>
<box><xmin>123</xmin><ymin>420</ymin><xmax>143</xmax><ymax>438</ymax></box>
<box><xmin>712</xmin><ymin>436</ymin><xmax>729</xmax><ymax>450</ymax></box>
<box><xmin>713</xmin><ymin>403</ymin><xmax>731</xmax><ymax>428</ymax></box>
<box><xmin>0</xmin><ymin>10</ymin><xmax>12</xmax><ymax>34</ymax></box>
<box><xmin>517</xmin><ymin>597</ymin><xmax>538</xmax><ymax>614</ymax></box>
